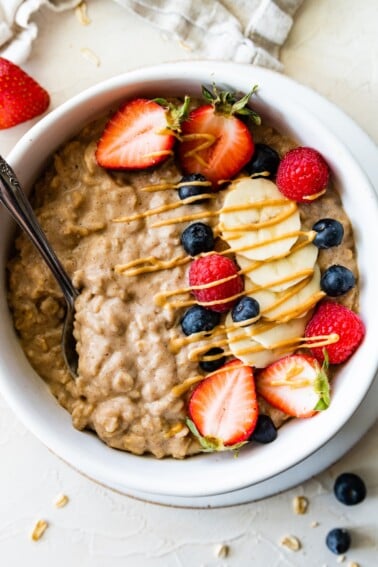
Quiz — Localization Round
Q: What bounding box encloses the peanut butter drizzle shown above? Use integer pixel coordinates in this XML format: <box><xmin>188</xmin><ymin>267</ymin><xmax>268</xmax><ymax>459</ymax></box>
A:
<box><xmin>141</xmin><ymin>179</ymin><xmax>212</xmax><ymax>193</ymax></box>
<box><xmin>181</xmin><ymin>132</ymin><xmax>216</xmax><ymax>167</ymax></box>
<box><xmin>115</xmin><ymin>255</ymin><xmax>190</xmax><ymax>277</ymax></box>
<box><xmin>142</xmin><ymin>150</ymin><xmax>174</xmax><ymax>159</ymax></box>
<box><xmin>303</xmin><ymin>188</ymin><xmax>327</xmax><ymax>201</ymax></box>
<box><xmin>171</xmin><ymin>361</ymin><xmax>248</xmax><ymax>397</ymax></box>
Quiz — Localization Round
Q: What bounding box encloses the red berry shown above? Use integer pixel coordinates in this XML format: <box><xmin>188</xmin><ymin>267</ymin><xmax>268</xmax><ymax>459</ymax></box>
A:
<box><xmin>305</xmin><ymin>301</ymin><xmax>365</xmax><ymax>364</ymax></box>
<box><xmin>276</xmin><ymin>147</ymin><xmax>329</xmax><ymax>203</ymax></box>
<box><xmin>189</xmin><ymin>359</ymin><xmax>258</xmax><ymax>446</ymax></box>
<box><xmin>0</xmin><ymin>57</ymin><xmax>50</xmax><ymax>129</ymax></box>
<box><xmin>189</xmin><ymin>253</ymin><xmax>244</xmax><ymax>313</ymax></box>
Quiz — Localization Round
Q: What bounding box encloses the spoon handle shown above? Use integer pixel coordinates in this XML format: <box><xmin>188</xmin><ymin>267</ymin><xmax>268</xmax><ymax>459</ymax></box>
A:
<box><xmin>0</xmin><ymin>155</ymin><xmax>78</xmax><ymax>306</ymax></box>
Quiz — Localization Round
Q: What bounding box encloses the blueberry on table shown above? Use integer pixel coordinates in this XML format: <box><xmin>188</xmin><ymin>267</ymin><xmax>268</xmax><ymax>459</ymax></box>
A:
<box><xmin>320</xmin><ymin>265</ymin><xmax>355</xmax><ymax>296</ymax></box>
<box><xmin>199</xmin><ymin>347</ymin><xmax>226</xmax><ymax>372</ymax></box>
<box><xmin>181</xmin><ymin>222</ymin><xmax>214</xmax><ymax>256</ymax></box>
<box><xmin>231</xmin><ymin>296</ymin><xmax>260</xmax><ymax>324</ymax></box>
<box><xmin>245</xmin><ymin>143</ymin><xmax>280</xmax><ymax>177</ymax></box>
<box><xmin>334</xmin><ymin>472</ymin><xmax>367</xmax><ymax>505</ymax></box>
<box><xmin>312</xmin><ymin>218</ymin><xmax>344</xmax><ymax>249</ymax></box>
<box><xmin>180</xmin><ymin>305</ymin><xmax>221</xmax><ymax>336</ymax></box>
<box><xmin>250</xmin><ymin>415</ymin><xmax>277</xmax><ymax>444</ymax></box>
<box><xmin>326</xmin><ymin>528</ymin><xmax>351</xmax><ymax>555</ymax></box>
<box><xmin>178</xmin><ymin>173</ymin><xmax>211</xmax><ymax>202</ymax></box>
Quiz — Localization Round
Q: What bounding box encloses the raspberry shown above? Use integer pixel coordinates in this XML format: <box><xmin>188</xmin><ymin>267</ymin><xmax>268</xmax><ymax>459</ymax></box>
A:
<box><xmin>189</xmin><ymin>254</ymin><xmax>244</xmax><ymax>313</ymax></box>
<box><xmin>305</xmin><ymin>301</ymin><xmax>365</xmax><ymax>364</ymax></box>
<box><xmin>276</xmin><ymin>147</ymin><xmax>330</xmax><ymax>203</ymax></box>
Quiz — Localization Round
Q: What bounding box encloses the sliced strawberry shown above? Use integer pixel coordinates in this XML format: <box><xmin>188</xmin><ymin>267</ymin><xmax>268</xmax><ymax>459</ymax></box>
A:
<box><xmin>256</xmin><ymin>354</ymin><xmax>330</xmax><ymax>418</ymax></box>
<box><xmin>96</xmin><ymin>98</ymin><xmax>183</xmax><ymax>170</ymax></box>
<box><xmin>188</xmin><ymin>359</ymin><xmax>258</xmax><ymax>450</ymax></box>
<box><xmin>0</xmin><ymin>57</ymin><xmax>50</xmax><ymax>129</ymax></box>
<box><xmin>178</xmin><ymin>85</ymin><xmax>260</xmax><ymax>188</ymax></box>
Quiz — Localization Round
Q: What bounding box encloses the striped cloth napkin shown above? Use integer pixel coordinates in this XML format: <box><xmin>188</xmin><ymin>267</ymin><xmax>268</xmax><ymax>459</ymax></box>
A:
<box><xmin>0</xmin><ymin>0</ymin><xmax>303</xmax><ymax>69</ymax></box>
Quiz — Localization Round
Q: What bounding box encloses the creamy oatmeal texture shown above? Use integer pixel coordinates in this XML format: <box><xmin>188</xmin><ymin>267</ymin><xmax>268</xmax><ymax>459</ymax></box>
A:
<box><xmin>7</xmin><ymin>112</ymin><xmax>358</xmax><ymax>459</ymax></box>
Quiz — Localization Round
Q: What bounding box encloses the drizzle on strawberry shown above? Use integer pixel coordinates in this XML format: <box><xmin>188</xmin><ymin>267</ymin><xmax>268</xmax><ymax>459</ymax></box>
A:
<box><xmin>188</xmin><ymin>359</ymin><xmax>258</xmax><ymax>449</ymax></box>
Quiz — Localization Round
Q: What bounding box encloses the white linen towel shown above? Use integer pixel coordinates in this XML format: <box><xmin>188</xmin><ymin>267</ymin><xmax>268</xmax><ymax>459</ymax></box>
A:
<box><xmin>0</xmin><ymin>0</ymin><xmax>303</xmax><ymax>68</ymax></box>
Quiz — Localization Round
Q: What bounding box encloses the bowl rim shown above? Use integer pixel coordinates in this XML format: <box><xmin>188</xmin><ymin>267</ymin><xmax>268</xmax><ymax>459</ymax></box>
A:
<box><xmin>1</xmin><ymin>60</ymin><xmax>378</xmax><ymax>497</ymax></box>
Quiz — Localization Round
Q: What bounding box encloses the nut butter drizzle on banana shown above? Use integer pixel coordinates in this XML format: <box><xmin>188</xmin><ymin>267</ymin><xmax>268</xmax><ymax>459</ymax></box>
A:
<box><xmin>113</xmin><ymin>175</ymin><xmax>335</xmax><ymax>370</ymax></box>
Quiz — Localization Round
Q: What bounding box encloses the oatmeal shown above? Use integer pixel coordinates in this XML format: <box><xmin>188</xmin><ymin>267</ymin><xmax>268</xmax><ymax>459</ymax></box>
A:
<box><xmin>7</xmin><ymin>87</ymin><xmax>361</xmax><ymax>458</ymax></box>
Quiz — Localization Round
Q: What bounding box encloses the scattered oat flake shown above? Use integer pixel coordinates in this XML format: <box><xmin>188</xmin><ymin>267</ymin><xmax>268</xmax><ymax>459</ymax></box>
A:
<box><xmin>310</xmin><ymin>520</ymin><xmax>319</xmax><ymax>528</ymax></box>
<box><xmin>30</xmin><ymin>519</ymin><xmax>48</xmax><ymax>541</ymax></box>
<box><xmin>76</xmin><ymin>2</ymin><xmax>91</xmax><ymax>25</ymax></box>
<box><xmin>348</xmin><ymin>563</ymin><xmax>360</xmax><ymax>567</ymax></box>
<box><xmin>293</xmin><ymin>495</ymin><xmax>309</xmax><ymax>514</ymax></box>
<box><xmin>54</xmin><ymin>493</ymin><xmax>69</xmax><ymax>508</ymax></box>
<box><xmin>80</xmin><ymin>48</ymin><xmax>101</xmax><ymax>67</ymax></box>
<box><xmin>337</xmin><ymin>555</ymin><xmax>346</xmax><ymax>563</ymax></box>
<box><xmin>214</xmin><ymin>544</ymin><xmax>229</xmax><ymax>558</ymax></box>
<box><xmin>280</xmin><ymin>535</ymin><xmax>301</xmax><ymax>551</ymax></box>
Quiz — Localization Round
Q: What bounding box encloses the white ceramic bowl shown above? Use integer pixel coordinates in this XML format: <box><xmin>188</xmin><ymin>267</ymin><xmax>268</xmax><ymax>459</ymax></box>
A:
<box><xmin>1</xmin><ymin>61</ymin><xmax>377</xmax><ymax>499</ymax></box>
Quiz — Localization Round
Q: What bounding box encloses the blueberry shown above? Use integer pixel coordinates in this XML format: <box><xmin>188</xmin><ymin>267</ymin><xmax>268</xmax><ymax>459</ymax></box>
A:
<box><xmin>178</xmin><ymin>173</ymin><xmax>211</xmax><ymax>202</ymax></box>
<box><xmin>312</xmin><ymin>218</ymin><xmax>344</xmax><ymax>249</ymax></box>
<box><xmin>245</xmin><ymin>143</ymin><xmax>280</xmax><ymax>177</ymax></box>
<box><xmin>334</xmin><ymin>472</ymin><xmax>367</xmax><ymax>505</ymax></box>
<box><xmin>250</xmin><ymin>415</ymin><xmax>277</xmax><ymax>444</ymax></box>
<box><xmin>181</xmin><ymin>222</ymin><xmax>214</xmax><ymax>256</ymax></box>
<box><xmin>199</xmin><ymin>347</ymin><xmax>226</xmax><ymax>372</ymax></box>
<box><xmin>326</xmin><ymin>528</ymin><xmax>351</xmax><ymax>555</ymax></box>
<box><xmin>320</xmin><ymin>265</ymin><xmax>355</xmax><ymax>296</ymax></box>
<box><xmin>180</xmin><ymin>305</ymin><xmax>220</xmax><ymax>336</ymax></box>
<box><xmin>231</xmin><ymin>296</ymin><xmax>260</xmax><ymax>325</ymax></box>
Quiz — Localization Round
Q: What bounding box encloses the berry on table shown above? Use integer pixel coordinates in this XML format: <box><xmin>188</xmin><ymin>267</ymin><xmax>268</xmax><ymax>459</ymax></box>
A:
<box><xmin>320</xmin><ymin>265</ymin><xmax>355</xmax><ymax>296</ymax></box>
<box><xmin>312</xmin><ymin>218</ymin><xmax>344</xmax><ymax>249</ymax></box>
<box><xmin>250</xmin><ymin>414</ymin><xmax>277</xmax><ymax>444</ymax></box>
<box><xmin>0</xmin><ymin>57</ymin><xmax>50</xmax><ymax>129</ymax></box>
<box><xmin>177</xmin><ymin>173</ymin><xmax>212</xmax><ymax>202</ymax></box>
<box><xmin>334</xmin><ymin>472</ymin><xmax>367</xmax><ymax>505</ymax></box>
<box><xmin>199</xmin><ymin>347</ymin><xmax>226</xmax><ymax>372</ymax></box>
<box><xmin>180</xmin><ymin>305</ymin><xmax>220</xmax><ymax>336</ymax></box>
<box><xmin>276</xmin><ymin>147</ymin><xmax>330</xmax><ymax>203</ymax></box>
<box><xmin>231</xmin><ymin>296</ymin><xmax>260</xmax><ymax>325</ymax></box>
<box><xmin>189</xmin><ymin>253</ymin><xmax>244</xmax><ymax>313</ymax></box>
<box><xmin>326</xmin><ymin>528</ymin><xmax>351</xmax><ymax>555</ymax></box>
<box><xmin>305</xmin><ymin>301</ymin><xmax>365</xmax><ymax>364</ymax></box>
<box><xmin>245</xmin><ymin>143</ymin><xmax>280</xmax><ymax>177</ymax></box>
<box><xmin>180</xmin><ymin>222</ymin><xmax>214</xmax><ymax>256</ymax></box>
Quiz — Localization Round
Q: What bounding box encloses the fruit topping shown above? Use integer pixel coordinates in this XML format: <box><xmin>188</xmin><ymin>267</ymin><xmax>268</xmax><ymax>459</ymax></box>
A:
<box><xmin>0</xmin><ymin>57</ymin><xmax>50</xmax><ymax>129</ymax></box>
<box><xmin>305</xmin><ymin>301</ymin><xmax>365</xmax><ymax>364</ymax></box>
<box><xmin>180</xmin><ymin>305</ymin><xmax>220</xmax><ymax>336</ymax></box>
<box><xmin>231</xmin><ymin>296</ymin><xmax>260</xmax><ymax>325</ymax></box>
<box><xmin>189</xmin><ymin>253</ymin><xmax>244</xmax><ymax>313</ymax></box>
<box><xmin>256</xmin><ymin>353</ymin><xmax>330</xmax><ymax>418</ymax></box>
<box><xmin>96</xmin><ymin>97</ymin><xmax>189</xmax><ymax>170</ymax></box>
<box><xmin>320</xmin><ymin>265</ymin><xmax>355</xmax><ymax>296</ymax></box>
<box><xmin>178</xmin><ymin>84</ymin><xmax>260</xmax><ymax>188</ymax></box>
<box><xmin>187</xmin><ymin>359</ymin><xmax>258</xmax><ymax>450</ymax></box>
<box><xmin>326</xmin><ymin>528</ymin><xmax>351</xmax><ymax>555</ymax></box>
<box><xmin>245</xmin><ymin>143</ymin><xmax>280</xmax><ymax>177</ymax></box>
<box><xmin>276</xmin><ymin>147</ymin><xmax>330</xmax><ymax>203</ymax></box>
<box><xmin>333</xmin><ymin>472</ymin><xmax>367</xmax><ymax>505</ymax></box>
<box><xmin>199</xmin><ymin>347</ymin><xmax>226</xmax><ymax>372</ymax></box>
<box><xmin>180</xmin><ymin>222</ymin><xmax>215</xmax><ymax>256</ymax></box>
<box><xmin>177</xmin><ymin>173</ymin><xmax>212</xmax><ymax>201</ymax></box>
<box><xmin>312</xmin><ymin>218</ymin><xmax>344</xmax><ymax>249</ymax></box>
<box><xmin>250</xmin><ymin>414</ymin><xmax>277</xmax><ymax>444</ymax></box>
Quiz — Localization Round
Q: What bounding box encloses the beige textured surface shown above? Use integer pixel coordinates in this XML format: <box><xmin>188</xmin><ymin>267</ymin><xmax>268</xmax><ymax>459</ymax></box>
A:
<box><xmin>0</xmin><ymin>0</ymin><xmax>377</xmax><ymax>565</ymax></box>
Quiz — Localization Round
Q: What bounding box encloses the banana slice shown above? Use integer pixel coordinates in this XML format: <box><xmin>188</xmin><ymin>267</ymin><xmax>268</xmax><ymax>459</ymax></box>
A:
<box><xmin>220</xmin><ymin>177</ymin><xmax>300</xmax><ymax>261</ymax></box>
<box><xmin>260</xmin><ymin>265</ymin><xmax>321</xmax><ymax>322</ymax></box>
<box><xmin>237</xmin><ymin>243</ymin><xmax>318</xmax><ymax>292</ymax></box>
<box><xmin>226</xmin><ymin>313</ymin><xmax>308</xmax><ymax>368</ymax></box>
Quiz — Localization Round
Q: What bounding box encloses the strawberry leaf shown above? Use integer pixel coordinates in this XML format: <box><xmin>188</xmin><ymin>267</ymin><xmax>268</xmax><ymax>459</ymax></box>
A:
<box><xmin>313</xmin><ymin>350</ymin><xmax>331</xmax><ymax>411</ymax></box>
<box><xmin>153</xmin><ymin>95</ymin><xmax>191</xmax><ymax>132</ymax></box>
<box><xmin>200</xmin><ymin>83</ymin><xmax>261</xmax><ymax>124</ymax></box>
<box><xmin>186</xmin><ymin>418</ymin><xmax>248</xmax><ymax>453</ymax></box>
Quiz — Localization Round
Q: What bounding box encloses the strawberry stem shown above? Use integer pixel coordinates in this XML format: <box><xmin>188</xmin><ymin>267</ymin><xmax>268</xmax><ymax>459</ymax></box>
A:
<box><xmin>153</xmin><ymin>95</ymin><xmax>191</xmax><ymax>133</ymax></box>
<box><xmin>186</xmin><ymin>418</ymin><xmax>248</xmax><ymax>453</ymax></box>
<box><xmin>201</xmin><ymin>83</ymin><xmax>261</xmax><ymax>125</ymax></box>
<box><xmin>313</xmin><ymin>350</ymin><xmax>331</xmax><ymax>411</ymax></box>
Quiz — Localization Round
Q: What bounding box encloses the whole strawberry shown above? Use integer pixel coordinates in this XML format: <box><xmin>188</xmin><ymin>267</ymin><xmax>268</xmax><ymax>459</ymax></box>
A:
<box><xmin>305</xmin><ymin>301</ymin><xmax>365</xmax><ymax>364</ymax></box>
<box><xmin>189</xmin><ymin>253</ymin><xmax>244</xmax><ymax>313</ymax></box>
<box><xmin>276</xmin><ymin>147</ymin><xmax>329</xmax><ymax>203</ymax></box>
<box><xmin>0</xmin><ymin>58</ymin><xmax>50</xmax><ymax>129</ymax></box>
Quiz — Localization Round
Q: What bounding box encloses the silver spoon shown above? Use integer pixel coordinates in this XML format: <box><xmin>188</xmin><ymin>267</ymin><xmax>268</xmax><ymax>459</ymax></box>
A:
<box><xmin>0</xmin><ymin>155</ymin><xmax>79</xmax><ymax>378</ymax></box>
